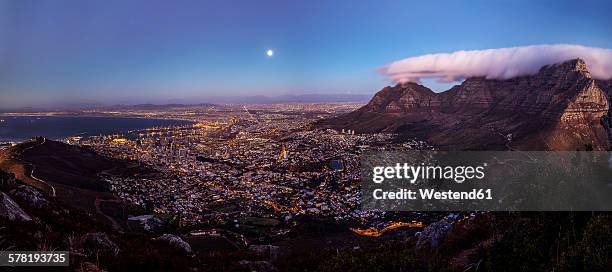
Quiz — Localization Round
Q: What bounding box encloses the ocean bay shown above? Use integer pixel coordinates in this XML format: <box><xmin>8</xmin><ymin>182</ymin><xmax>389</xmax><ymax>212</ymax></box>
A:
<box><xmin>0</xmin><ymin>115</ymin><xmax>193</xmax><ymax>142</ymax></box>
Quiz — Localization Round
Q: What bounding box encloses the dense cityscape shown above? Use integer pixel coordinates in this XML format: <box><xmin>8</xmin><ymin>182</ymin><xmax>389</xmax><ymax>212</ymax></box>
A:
<box><xmin>62</xmin><ymin>104</ymin><xmax>432</xmax><ymax>240</ymax></box>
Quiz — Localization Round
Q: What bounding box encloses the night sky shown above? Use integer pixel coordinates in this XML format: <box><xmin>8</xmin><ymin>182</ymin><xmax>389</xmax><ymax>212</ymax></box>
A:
<box><xmin>1</xmin><ymin>0</ymin><xmax>611</xmax><ymax>107</ymax></box>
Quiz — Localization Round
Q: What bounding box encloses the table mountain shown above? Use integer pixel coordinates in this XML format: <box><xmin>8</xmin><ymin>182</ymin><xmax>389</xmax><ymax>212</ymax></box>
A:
<box><xmin>320</xmin><ymin>58</ymin><xmax>611</xmax><ymax>150</ymax></box>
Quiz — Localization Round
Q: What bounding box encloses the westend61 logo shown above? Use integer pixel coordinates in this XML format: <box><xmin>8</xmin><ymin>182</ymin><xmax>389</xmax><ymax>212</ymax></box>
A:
<box><xmin>361</xmin><ymin>151</ymin><xmax>612</xmax><ymax>212</ymax></box>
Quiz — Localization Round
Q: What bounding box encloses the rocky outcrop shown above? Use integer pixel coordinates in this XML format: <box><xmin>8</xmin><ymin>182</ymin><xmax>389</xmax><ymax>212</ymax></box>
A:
<box><xmin>416</xmin><ymin>219</ymin><xmax>452</xmax><ymax>249</ymax></box>
<box><xmin>154</xmin><ymin>234</ymin><xmax>192</xmax><ymax>255</ymax></box>
<box><xmin>10</xmin><ymin>185</ymin><xmax>48</xmax><ymax>209</ymax></box>
<box><xmin>596</xmin><ymin>79</ymin><xmax>612</xmax><ymax>146</ymax></box>
<box><xmin>127</xmin><ymin>214</ymin><xmax>164</xmax><ymax>232</ymax></box>
<box><xmin>596</xmin><ymin>79</ymin><xmax>612</xmax><ymax>98</ymax></box>
<box><xmin>321</xmin><ymin>59</ymin><xmax>610</xmax><ymax>150</ymax></box>
<box><xmin>0</xmin><ymin>192</ymin><xmax>32</xmax><ymax>222</ymax></box>
<box><xmin>82</xmin><ymin>232</ymin><xmax>120</xmax><ymax>257</ymax></box>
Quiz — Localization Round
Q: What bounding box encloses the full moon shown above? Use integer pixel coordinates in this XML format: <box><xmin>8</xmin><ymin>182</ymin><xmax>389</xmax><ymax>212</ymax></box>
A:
<box><xmin>266</xmin><ymin>49</ymin><xmax>274</xmax><ymax>57</ymax></box>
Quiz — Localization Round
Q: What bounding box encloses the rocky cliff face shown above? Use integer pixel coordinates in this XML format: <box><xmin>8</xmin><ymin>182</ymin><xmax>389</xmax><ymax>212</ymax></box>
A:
<box><xmin>596</xmin><ymin>78</ymin><xmax>612</xmax><ymax>145</ymax></box>
<box><xmin>321</xmin><ymin>59</ymin><xmax>611</xmax><ymax>150</ymax></box>
<box><xmin>596</xmin><ymin>79</ymin><xmax>612</xmax><ymax>96</ymax></box>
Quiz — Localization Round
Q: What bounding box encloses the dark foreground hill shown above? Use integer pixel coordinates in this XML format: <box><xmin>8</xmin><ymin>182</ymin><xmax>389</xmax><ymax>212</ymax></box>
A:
<box><xmin>0</xmin><ymin>169</ymin><xmax>205</xmax><ymax>271</ymax></box>
<box><xmin>0</xmin><ymin>138</ymin><xmax>149</xmax><ymax>218</ymax></box>
<box><xmin>320</xmin><ymin>59</ymin><xmax>612</xmax><ymax>150</ymax></box>
<box><xmin>15</xmin><ymin>138</ymin><xmax>126</xmax><ymax>191</ymax></box>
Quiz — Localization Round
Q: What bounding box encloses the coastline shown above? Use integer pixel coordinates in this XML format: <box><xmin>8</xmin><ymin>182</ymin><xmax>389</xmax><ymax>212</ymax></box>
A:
<box><xmin>0</xmin><ymin>115</ymin><xmax>195</xmax><ymax>143</ymax></box>
<box><xmin>0</xmin><ymin>112</ymin><xmax>197</xmax><ymax>122</ymax></box>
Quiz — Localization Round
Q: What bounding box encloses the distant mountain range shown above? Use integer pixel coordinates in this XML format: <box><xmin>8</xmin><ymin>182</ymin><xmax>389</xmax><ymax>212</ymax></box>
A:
<box><xmin>0</xmin><ymin>94</ymin><xmax>371</xmax><ymax>113</ymax></box>
<box><xmin>0</xmin><ymin>103</ymin><xmax>213</xmax><ymax>113</ymax></box>
<box><xmin>213</xmin><ymin>93</ymin><xmax>372</xmax><ymax>104</ymax></box>
<box><xmin>321</xmin><ymin>59</ymin><xmax>612</xmax><ymax>150</ymax></box>
<box><xmin>98</xmin><ymin>103</ymin><xmax>216</xmax><ymax>111</ymax></box>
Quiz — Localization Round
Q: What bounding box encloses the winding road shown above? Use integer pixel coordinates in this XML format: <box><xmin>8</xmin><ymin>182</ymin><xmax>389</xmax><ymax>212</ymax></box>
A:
<box><xmin>13</xmin><ymin>137</ymin><xmax>57</xmax><ymax>197</ymax></box>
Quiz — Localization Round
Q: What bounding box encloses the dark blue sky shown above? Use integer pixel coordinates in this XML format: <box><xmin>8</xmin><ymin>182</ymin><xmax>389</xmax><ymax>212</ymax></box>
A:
<box><xmin>1</xmin><ymin>0</ymin><xmax>611</xmax><ymax>107</ymax></box>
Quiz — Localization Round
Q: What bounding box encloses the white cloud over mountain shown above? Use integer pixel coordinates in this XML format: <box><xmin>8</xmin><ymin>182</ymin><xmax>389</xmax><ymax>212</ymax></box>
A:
<box><xmin>380</xmin><ymin>44</ymin><xmax>612</xmax><ymax>83</ymax></box>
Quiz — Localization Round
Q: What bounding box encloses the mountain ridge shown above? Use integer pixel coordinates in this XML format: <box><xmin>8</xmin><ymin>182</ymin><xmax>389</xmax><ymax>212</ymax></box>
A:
<box><xmin>320</xmin><ymin>58</ymin><xmax>611</xmax><ymax>150</ymax></box>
